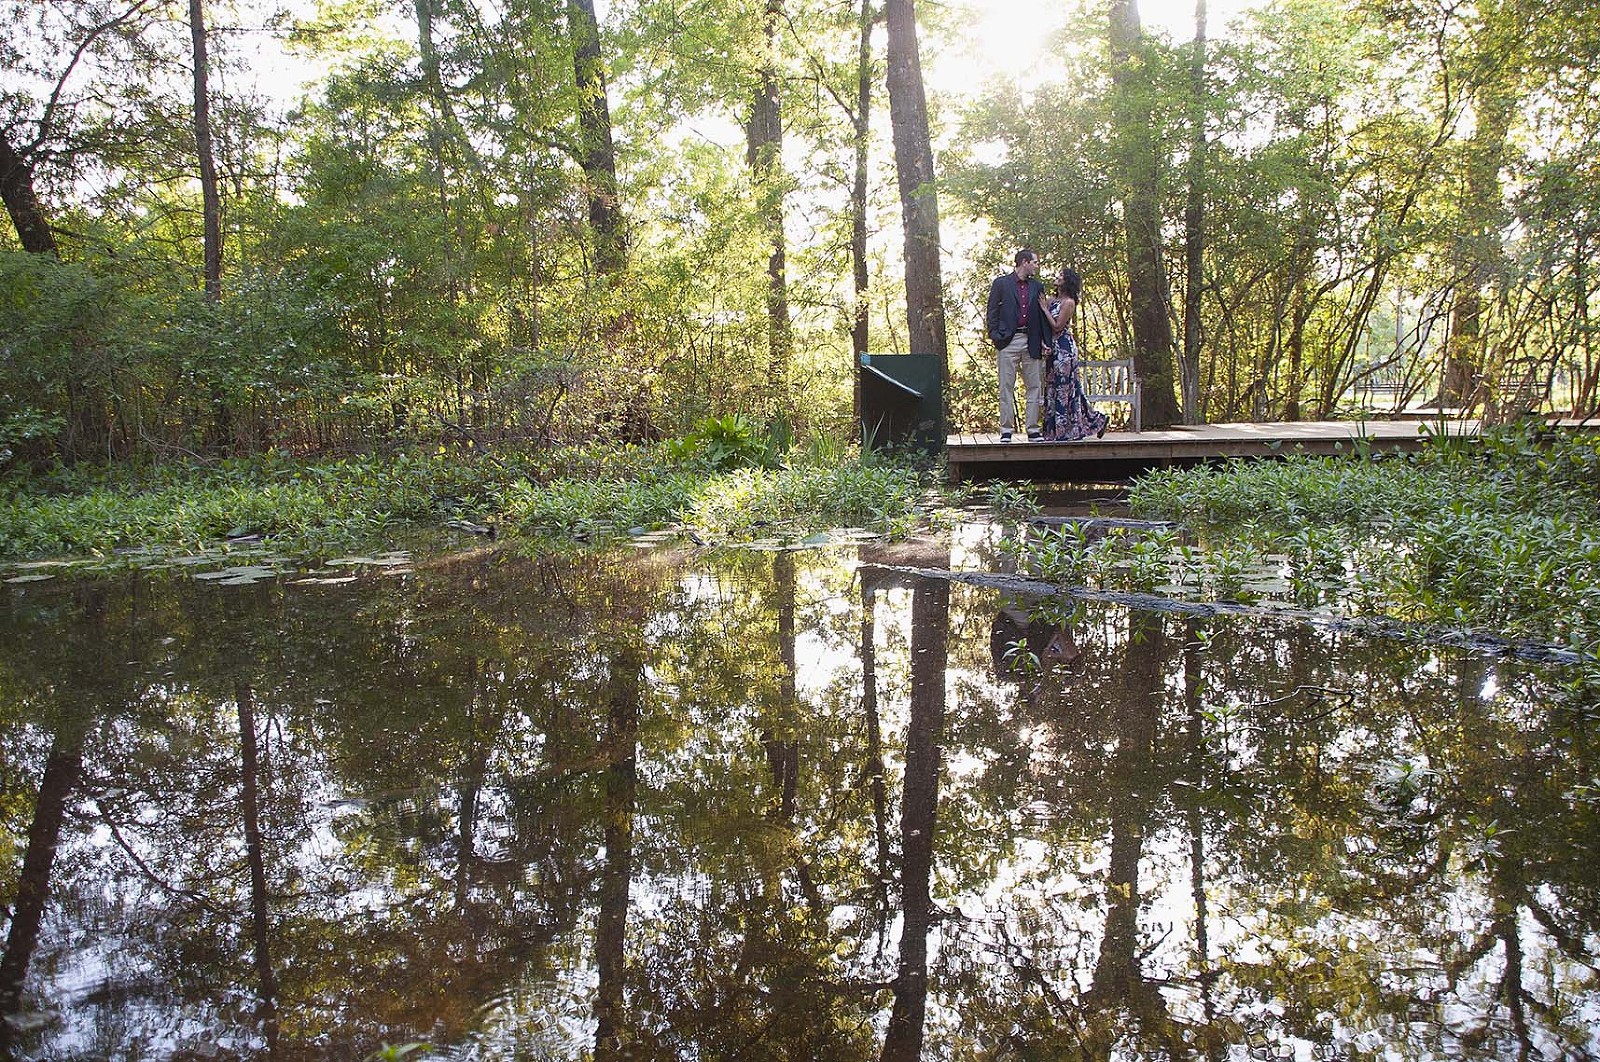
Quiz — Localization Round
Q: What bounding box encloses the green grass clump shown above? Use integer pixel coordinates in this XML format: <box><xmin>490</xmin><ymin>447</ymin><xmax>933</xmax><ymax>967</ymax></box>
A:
<box><xmin>1125</xmin><ymin>428</ymin><xmax>1600</xmax><ymax>657</ymax></box>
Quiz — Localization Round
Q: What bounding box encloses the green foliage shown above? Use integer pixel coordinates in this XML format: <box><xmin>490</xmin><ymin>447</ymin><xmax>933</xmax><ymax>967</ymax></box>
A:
<box><xmin>662</xmin><ymin>414</ymin><xmax>778</xmax><ymax>472</ymax></box>
<box><xmin>1126</xmin><ymin>429</ymin><xmax>1600</xmax><ymax>664</ymax></box>
<box><xmin>366</xmin><ymin>1044</ymin><xmax>433</xmax><ymax>1062</ymax></box>
<box><xmin>983</xmin><ymin>480</ymin><xmax>1042</xmax><ymax>521</ymax></box>
<box><xmin>0</xmin><ymin>449</ymin><xmax>502</xmax><ymax>559</ymax></box>
<box><xmin>679</xmin><ymin>461</ymin><xmax>926</xmax><ymax>543</ymax></box>
<box><xmin>0</xmin><ymin>441</ymin><xmax>931</xmax><ymax>559</ymax></box>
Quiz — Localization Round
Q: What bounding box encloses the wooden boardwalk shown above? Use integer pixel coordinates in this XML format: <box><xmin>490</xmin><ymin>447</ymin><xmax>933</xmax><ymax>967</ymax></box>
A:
<box><xmin>948</xmin><ymin>418</ymin><xmax>1482</xmax><ymax>482</ymax></box>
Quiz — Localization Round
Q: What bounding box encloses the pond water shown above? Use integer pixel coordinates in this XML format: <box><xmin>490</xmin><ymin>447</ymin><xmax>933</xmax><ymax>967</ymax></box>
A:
<box><xmin>1</xmin><ymin>520</ymin><xmax>1597</xmax><ymax>1061</ymax></box>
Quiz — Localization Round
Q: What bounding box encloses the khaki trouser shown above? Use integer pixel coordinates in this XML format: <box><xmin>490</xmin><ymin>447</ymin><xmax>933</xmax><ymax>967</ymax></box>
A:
<box><xmin>996</xmin><ymin>332</ymin><xmax>1041</xmax><ymax>435</ymax></box>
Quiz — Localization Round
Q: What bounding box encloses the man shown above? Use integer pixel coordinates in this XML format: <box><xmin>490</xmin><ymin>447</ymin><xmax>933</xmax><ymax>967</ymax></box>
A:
<box><xmin>985</xmin><ymin>248</ymin><xmax>1049</xmax><ymax>442</ymax></box>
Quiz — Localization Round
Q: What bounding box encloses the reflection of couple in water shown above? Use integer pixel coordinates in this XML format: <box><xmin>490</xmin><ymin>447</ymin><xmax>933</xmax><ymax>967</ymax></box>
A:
<box><xmin>991</xmin><ymin>601</ymin><xmax>1083</xmax><ymax>681</ymax></box>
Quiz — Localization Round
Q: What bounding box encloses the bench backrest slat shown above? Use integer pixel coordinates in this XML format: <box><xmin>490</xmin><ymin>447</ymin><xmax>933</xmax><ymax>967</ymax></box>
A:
<box><xmin>1074</xmin><ymin>358</ymin><xmax>1142</xmax><ymax>432</ymax></box>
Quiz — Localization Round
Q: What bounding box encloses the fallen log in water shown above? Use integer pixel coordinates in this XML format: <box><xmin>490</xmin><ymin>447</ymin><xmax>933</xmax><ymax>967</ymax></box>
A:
<box><xmin>858</xmin><ymin>564</ymin><xmax>1585</xmax><ymax>666</ymax></box>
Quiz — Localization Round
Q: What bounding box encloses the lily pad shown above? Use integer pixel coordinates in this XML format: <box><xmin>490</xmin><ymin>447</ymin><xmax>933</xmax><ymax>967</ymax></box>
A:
<box><xmin>326</xmin><ymin>553</ymin><xmax>413</xmax><ymax>567</ymax></box>
<box><xmin>194</xmin><ymin>565</ymin><xmax>278</xmax><ymax>584</ymax></box>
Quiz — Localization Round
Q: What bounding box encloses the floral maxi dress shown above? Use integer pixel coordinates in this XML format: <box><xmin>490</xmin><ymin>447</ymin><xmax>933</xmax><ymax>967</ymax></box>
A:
<box><xmin>1040</xmin><ymin>314</ymin><xmax>1108</xmax><ymax>441</ymax></box>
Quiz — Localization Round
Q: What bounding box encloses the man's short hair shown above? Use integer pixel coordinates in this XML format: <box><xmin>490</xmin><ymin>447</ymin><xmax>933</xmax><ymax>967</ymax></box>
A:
<box><xmin>1014</xmin><ymin>248</ymin><xmax>1037</xmax><ymax>267</ymax></box>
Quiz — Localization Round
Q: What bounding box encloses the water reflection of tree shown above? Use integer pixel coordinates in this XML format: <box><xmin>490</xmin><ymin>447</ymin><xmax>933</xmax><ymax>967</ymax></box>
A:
<box><xmin>0</xmin><ymin>552</ymin><xmax>681</xmax><ymax>1055</ymax></box>
<box><xmin>0</xmin><ymin>581</ymin><xmax>156</xmax><ymax>1056</ymax></box>
<box><xmin>881</xmin><ymin>571</ymin><xmax>950</xmax><ymax>1062</ymax></box>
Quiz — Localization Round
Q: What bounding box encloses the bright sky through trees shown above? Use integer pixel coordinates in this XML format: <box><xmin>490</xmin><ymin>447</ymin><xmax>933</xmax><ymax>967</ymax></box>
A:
<box><xmin>951</xmin><ymin>0</ymin><xmax>1260</xmax><ymax>89</ymax></box>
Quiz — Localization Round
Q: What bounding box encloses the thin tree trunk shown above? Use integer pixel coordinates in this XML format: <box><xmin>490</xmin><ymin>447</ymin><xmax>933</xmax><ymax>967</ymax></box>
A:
<box><xmin>851</xmin><ymin>0</ymin><xmax>876</xmax><ymax>433</ymax></box>
<box><xmin>1180</xmin><ymin>0</ymin><xmax>1208</xmax><ymax>424</ymax></box>
<box><xmin>190</xmin><ymin>0</ymin><xmax>233</xmax><ymax>450</ymax></box>
<box><xmin>747</xmin><ymin>0</ymin><xmax>792</xmax><ymax>387</ymax></box>
<box><xmin>189</xmin><ymin>0</ymin><xmax>221</xmax><ymax>301</ymax></box>
<box><xmin>569</xmin><ymin>0</ymin><xmax>626</xmax><ymax>275</ymax></box>
<box><xmin>1443</xmin><ymin>95</ymin><xmax>1513</xmax><ymax>411</ymax></box>
<box><xmin>1109</xmin><ymin>0</ymin><xmax>1180</xmax><ymax>426</ymax></box>
<box><xmin>1573</xmin><ymin>235</ymin><xmax>1595</xmax><ymax>416</ymax></box>
<box><xmin>1284</xmin><ymin>280</ymin><xmax>1308</xmax><ymax>420</ymax></box>
<box><xmin>884</xmin><ymin>0</ymin><xmax>948</xmax><ymax>405</ymax></box>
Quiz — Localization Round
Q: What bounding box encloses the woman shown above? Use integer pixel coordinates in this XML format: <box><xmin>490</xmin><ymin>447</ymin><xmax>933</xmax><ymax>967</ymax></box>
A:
<box><xmin>1037</xmin><ymin>268</ymin><xmax>1108</xmax><ymax>441</ymax></box>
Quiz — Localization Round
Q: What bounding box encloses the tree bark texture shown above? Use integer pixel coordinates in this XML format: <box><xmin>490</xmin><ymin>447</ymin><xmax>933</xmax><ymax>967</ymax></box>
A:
<box><xmin>1109</xmin><ymin>0</ymin><xmax>1180</xmax><ymax>427</ymax></box>
<box><xmin>569</xmin><ymin>0</ymin><xmax>626</xmax><ymax>276</ymax></box>
<box><xmin>851</xmin><ymin>0</ymin><xmax>876</xmax><ymax>431</ymax></box>
<box><xmin>189</xmin><ymin>0</ymin><xmax>222</xmax><ymax>302</ymax></box>
<box><xmin>1443</xmin><ymin>84</ymin><xmax>1515</xmax><ymax>409</ymax></box>
<box><xmin>884</xmin><ymin>0</ymin><xmax>948</xmax><ymax>396</ymax></box>
<box><xmin>747</xmin><ymin>0</ymin><xmax>792</xmax><ymax>385</ymax></box>
<box><xmin>0</xmin><ymin>132</ymin><xmax>58</xmax><ymax>256</ymax></box>
<box><xmin>1181</xmin><ymin>0</ymin><xmax>1208</xmax><ymax>424</ymax></box>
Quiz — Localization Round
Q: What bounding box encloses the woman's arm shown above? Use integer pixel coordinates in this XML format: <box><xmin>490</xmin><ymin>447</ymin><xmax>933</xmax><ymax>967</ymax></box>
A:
<box><xmin>1039</xmin><ymin>291</ymin><xmax>1065</xmax><ymax>335</ymax></box>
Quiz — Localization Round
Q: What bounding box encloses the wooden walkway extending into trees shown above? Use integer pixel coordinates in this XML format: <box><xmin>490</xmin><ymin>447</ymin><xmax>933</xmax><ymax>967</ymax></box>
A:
<box><xmin>946</xmin><ymin>418</ymin><xmax>1597</xmax><ymax>482</ymax></box>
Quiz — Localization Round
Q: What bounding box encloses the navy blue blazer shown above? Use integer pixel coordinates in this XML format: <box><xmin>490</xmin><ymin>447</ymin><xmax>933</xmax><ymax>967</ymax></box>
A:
<box><xmin>986</xmin><ymin>273</ymin><xmax>1049</xmax><ymax>357</ymax></box>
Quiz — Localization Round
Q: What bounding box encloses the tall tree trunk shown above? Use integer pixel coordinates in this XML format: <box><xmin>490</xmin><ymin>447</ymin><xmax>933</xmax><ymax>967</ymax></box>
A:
<box><xmin>1574</xmin><ymin>234</ymin><xmax>1595</xmax><ymax>417</ymax></box>
<box><xmin>1109</xmin><ymin>0</ymin><xmax>1180</xmax><ymax>427</ymax></box>
<box><xmin>1283</xmin><ymin>279</ymin><xmax>1309</xmax><ymax>420</ymax></box>
<box><xmin>189</xmin><ymin>0</ymin><xmax>221</xmax><ymax>302</ymax></box>
<box><xmin>747</xmin><ymin>0</ymin><xmax>792</xmax><ymax>387</ymax></box>
<box><xmin>884</xmin><ymin>0</ymin><xmax>948</xmax><ymax>408</ymax></box>
<box><xmin>851</xmin><ymin>0</ymin><xmax>876</xmax><ymax>433</ymax></box>
<box><xmin>880</xmin><ymin>571</ymin><xmax>949</xmax><ymax>1062</ymax></box>
<box><xmin>1443</xmin><ymin>83</ymin><xmax>1515</xmax><ymax>412</ymax></box>
<box><xmin>237</xmin><ymin>685</ymin><xmax>279</xmax><ymax>1050</ymax></box>
<box><xmin>190</xmin><ymin>0</ymin><xmax>233</xmax><ymax>451</ymax></box>
<box><xmin>594</xmin><ymin>642</ymin><xmax>642</xmax><ymax>1062</ymax></box>
<box><xmin>569</xmin><ymin>0</ymin><xmax>626</xmax><ymax>276</ymax></box>
<box><xmin>1180</xmin><ymin>0</ymin><xmax>1208</xmax><ymax>424</ymax></box>
<box><xmin>0</xmin><ymin>132</ymin><xmax>58</xmax><ymax>256</ymax></box>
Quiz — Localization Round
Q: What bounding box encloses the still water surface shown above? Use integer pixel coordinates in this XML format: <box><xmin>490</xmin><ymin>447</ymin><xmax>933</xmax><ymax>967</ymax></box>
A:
<box><xmin>1</xmin><ymin>525</ymin><xmax>1597</xmax><ymax>1060</ymax></box>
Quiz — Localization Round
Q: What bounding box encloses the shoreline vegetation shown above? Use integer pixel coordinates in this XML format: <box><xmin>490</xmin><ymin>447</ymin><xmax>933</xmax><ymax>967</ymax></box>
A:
<box><xmin>5</xmin><ymin>424</ymin><xmax>1598</xmax><ymax>684</ymax></box>
<box><xmin>0</xmin><ymin>421</ymin><xmax>937</xmax><ymax>563</ymax></box>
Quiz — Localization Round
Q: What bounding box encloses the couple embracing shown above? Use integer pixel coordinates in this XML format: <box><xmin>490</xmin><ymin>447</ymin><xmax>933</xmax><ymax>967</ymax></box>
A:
<box><xmin>985</xmin><ymin>248</ymin><xmax>1108</xmax><ymax>443</ymax></box>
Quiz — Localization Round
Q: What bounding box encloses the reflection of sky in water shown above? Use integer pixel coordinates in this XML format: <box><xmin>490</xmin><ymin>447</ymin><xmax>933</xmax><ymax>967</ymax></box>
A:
<box><xmin>0</xmin><ymin>537</ymin><xmax>1595</xmax><ymax>1060</ymax></box>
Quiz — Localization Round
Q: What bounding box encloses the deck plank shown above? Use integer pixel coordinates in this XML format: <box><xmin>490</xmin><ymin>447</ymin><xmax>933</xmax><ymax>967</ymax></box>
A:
<box><xmin>946</xmin><ymin>418</ymin><xmax>1490</xmax><ymax>481</ymax></box>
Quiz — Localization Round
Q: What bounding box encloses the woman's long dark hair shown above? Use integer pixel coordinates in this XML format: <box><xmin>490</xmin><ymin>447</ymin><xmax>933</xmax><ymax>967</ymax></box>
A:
<box><xmin>1057</xmin><ymin>268</ymin><xmax>1082</xmax><ymax>301</ymax></box>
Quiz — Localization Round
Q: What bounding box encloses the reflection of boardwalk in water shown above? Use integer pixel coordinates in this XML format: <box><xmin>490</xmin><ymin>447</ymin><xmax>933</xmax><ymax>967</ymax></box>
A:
<box><xmin>947</xmin><ymin>417</ymin><xmax>1599</xmax><ymax>480</ymax></box>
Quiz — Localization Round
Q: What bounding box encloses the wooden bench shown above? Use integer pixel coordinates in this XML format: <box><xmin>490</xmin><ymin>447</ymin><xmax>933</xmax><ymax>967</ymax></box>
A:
<box><xmin>1079</xmin><ymin>358</ymin><xmax>1142</xmax><ymax>433</ymax></box>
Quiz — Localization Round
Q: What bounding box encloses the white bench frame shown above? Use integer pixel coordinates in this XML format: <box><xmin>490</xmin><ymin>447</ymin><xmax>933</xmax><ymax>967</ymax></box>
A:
<box><xmin>1079</xmin><ymin>358</ymin><xmax>1143</xmax><ymax>433</ymax></box>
